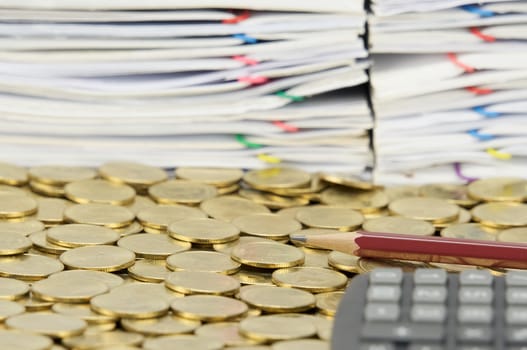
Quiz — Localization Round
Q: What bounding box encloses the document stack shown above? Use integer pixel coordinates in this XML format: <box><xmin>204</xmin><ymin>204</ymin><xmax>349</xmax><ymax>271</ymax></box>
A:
<box><xmin>369</xmin><ymin>1</ymin><xmax>527</xmax><ymax>184</ymax></box>
<box><xmin>0</xmin><ymin>0</ymin><xmax>372</xmax><ymax>177</ymax></box>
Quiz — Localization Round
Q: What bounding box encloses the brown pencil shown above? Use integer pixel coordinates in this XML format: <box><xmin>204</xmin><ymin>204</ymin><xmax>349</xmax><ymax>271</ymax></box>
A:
<box><xmin>290</xmin><ymin>230</ymin><xmax>527</xmax><ymax>269</ymax></box>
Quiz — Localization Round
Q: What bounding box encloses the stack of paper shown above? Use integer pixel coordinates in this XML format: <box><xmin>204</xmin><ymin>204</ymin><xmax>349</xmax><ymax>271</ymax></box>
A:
<box><xmin>0</xmin><ymin>0</ymin><xmax>372</xmax><ymax>177</ymax></box>
<box><xmin>369</xmin><ymin>1</ymin><xmax>527</xmax><ymax>184</ymax></box>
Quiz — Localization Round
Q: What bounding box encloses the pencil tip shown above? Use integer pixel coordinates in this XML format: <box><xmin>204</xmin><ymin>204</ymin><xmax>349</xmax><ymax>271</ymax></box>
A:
<box><xmin>290</xmin><ymin>234</ymin><xmax>306</xmax><ymax>243</ymax></box>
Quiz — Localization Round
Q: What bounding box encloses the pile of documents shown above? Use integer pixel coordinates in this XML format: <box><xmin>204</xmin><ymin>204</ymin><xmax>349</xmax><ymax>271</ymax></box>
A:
<box><xmin>0</xmin><ymin>0</ymin><xmax>372</xmax><ymax>177</ymax></box>
<box><xmin>369</xmin><ymin>1</ymin><xmax>527</xmax><ymax>184</ymax></box>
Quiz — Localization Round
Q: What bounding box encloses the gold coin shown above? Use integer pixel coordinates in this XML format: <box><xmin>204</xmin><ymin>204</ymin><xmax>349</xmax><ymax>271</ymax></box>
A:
<box><xmin>0</xmin><ymin>330</ymin><xmax>53</xmax><ymax>350</ymax></box>
<box><xmin>243</xmin><ymin>168</ymin><xmax>311</xmax><ymax>190</ymax></box>
<box><xmin>311</xmin><ymin>315</ymin><xmax>333</xmax><ymax>341</ymax></box>
<box><xmin>0</xmin><ymin>254</ymin><xmax>63</xmax><ymax>281</ymax></box>
<box><xmin>497</xmin><ymin>227</ymin><xmax>527</xmax><ymax>243</ymax></box>
<box><xmin>49</xmin><ymin>270</ymin><xmax>124</xmax><ymax>289</ymax></box>
<box><xmin>419</xmin><ymin>183</ymin><xmax>478</xmax><ymax>207</ymax></box>
<box><xmin>0</xmin><ymin>220</ymin><xmax>44</xmax><ymax>236</ymax></box>
<box><xmin>433</xmin><ymin>207</ymin><xmax>471</xmax><ymax>229</ymax></box>
<box><xmin>362</xmin><ymin>216</ymin><xmax>435</xmax><ymax>236</ymax></box>
<box><xmin>472</xmin><ymin>202</ymin><xmax>527</xmax><ymax>229</ymax></box>
<box><xmin>289</xmin><ymin>228</ymin><xmax>341</xmax><ymax>248</ymax></box>
<box><xmin>166</xmin><ymin>251</ymin><xmax>241</xmax><ymax>275</ymax></box>
<box><xmin>272</xmin><ymin>267</ymin><xmax>347</xmax><ymax>293</ymax></box>
<box><xmin>128</xmin><ymin>259</ymin><xmax>169</xmax><ymax>283</ymax></box>
<box><xmin>440</xmin><ymin>223</ymin><xmax>498</xmax><ymax>241</ymax></box>
<box><xmin>6</xmin><ymin>312</ymin><xmax>87</xmax><ymax>338</ymax></box>
<box><xmin>214</xmin><ymin>347</ymin><xmax>269</xmax><ymax>350</ymax></box>
<box><xmin>59</xmin><ymin>245</ymin><xmax>135</xmax><ymax>272</ymax></box>
<box><xmin>114</xmin><ymin>221</ymin><xmax>143</xmax><ymax>237</ymax></box>
<box><xmin>295</xmin><ymin>206</ymin><xmax>364</xmax><ymax>231</ymax></box>
<box><xmin>276</xmin><ymin>206</ymin><xmax>307</xmax><ymax>220</ymax></box>
<box><xmin>29</xmin><ymin>181</ymin><xmax>65</xmax><ymax>197</ymax></box>
<box><xmin>315</xmin><ymin>291</ymin><xmax>343</xmax><ymax>317</ymax></box>
<box><xmin>18</xmin><ymin>295</ymin><xmax>53</xmax><ymax>312</ymax></box>
<box><xmin>272</xmin><ymin>339</ymin><xmax>329</xmax><ymax>350</ymax></box>
<box><xmin>468</xmin><ymin>177</ymin><xmax>527</xmax><ymax>202</ymax></box>
<box><xmin>232</xmin><ymin>214</ymin><xmax>301</xmax><ymax>241</ymax></box>
<box><xmin>149</xmin><ymin>180</ymin><xmax>217</xmax><ymax>205</ymax></box>
<box><xmin>358</xmin><ymin>258</ymin><xmax>426</xmax><ymax>273</ymax></box>
<box><xmin>232</xmin><ymin>242</ymin><xmax>304</xmax><ymax>269</ymax></box>
<box><xmin>195</xmin><ymin>322</ymin><xmax>261</xmax><ymax>347</ymax></box>
<box><xmin>239</xmin><ymin>285</ymin><xmax>315</xmax><ymax>313</ymax></box>
<box><xmin>319</xmin><ymin>172</ymin><xmax>375</xmax><ymax>190</ymax></box>
<box><xmin>388</xmin><ymin>197</ymin><xmax>460</xmax><ymax>224</ymax></box>
<box><xmin>328</xmin><ymin>251</ymin><xmax>360</xmax><ymax>273</ymax></box>
<box><xmin>117</xmin><ymin>233</ymin><xmax>190</xmax><ymax>259</ymax></box>
<box><xmin>83</xmin><ymin>322</ymin><xmax>117</xmax><ymax>335</ymax></box>
<box><xmin>200</xmin><ymin>196</ymin><xmax>270</xmax><ymax>222</ymax></box>
<box><xmin>29</xmin><ymin>166</ymin><xmax>96</xmax><ymax>186</ymax></box>
<box><xmin>255</xmin><ymin>176</ymin><xmax>326</xmax><ymax>198</ymax></box>
<box><xmin>175</xmin><ymin>167</ymin><xmax>243</xmax><ymax>187</ymax></box>
<box><xmin>142</xmin><ymin>335</ymin><xmax>223</xmax><ymax>350</ymax></box>
<box><xmin>65</xmin><ymin>179</ymin><xmax>136</xmax><ymax>206</ymax></box>
<box><xmin>0</xmin><ymin>277</ymin><xmax>29</xmax><ymax>300</ymax></box>
<box><xmin>168</xmin><ymin>218</ymin><xmax>240</xmax><ymax>244</ymax></box>
<box><xmin>213</xmin><ymin>236</ymin><xmax>271</xmax><ymax>255</ymax></box>
<box><xmin>0</xmin><ymin>300</ymin><xmax>24</xmax><ymax>321</ymax></box>
<box><xmin>0</xmin><ymin>232</ymin><xmax>32</xmax><ymax>255</ymax></box>
<box><xmin>320</xmin><ymin>187</ymin><xmax>388</xmax><ymax>214</ymax></box>
<box><xmin>384</xmin><ymin>185</ymin><xmax>421</xmax><ymax>201</ymax></box>
<box><xmin>121</xmin><ymin>313</ymin><xmax>200</xmax><ymax>336</ymax></box>
<box><xmin>35</xmin><ymin>198</ymin><xmax>70</xmax><ymax>225</ymax></box>
<box><xmin>238</xmin><ymin>189</ymin><xmax>309</xmax><ymax>209</ymax></box>
<box><xmin>31</xmin><ymin>276</ymin><xmax>108</xmax><ymax>303</ymax></box>
<box><xmin>30</xmin><ymin>231</ymin><xmax>69</xmax><ymax>255</ymax></box>
<box><xmin>217</xmin><ymin>183</ymin><xmax>240</xmax><ymax>195</ymax></box>
<box><xmin>62</xmin><ymin>330</ymin><xmax>144</xmax><ymax>350</ymax></box>
<box><xmin>239</xmin><ymin>314</ymin><xmax>317</xmax><ymax>342</ymax></box>
<box><xmin>137</xmin><ymin>205</ymin><xmax>206</xmax><ymax>231</ymax></box>
<box><xmin>301</xmin><ymin>247</ymin><xmax>329</xmax><ymax>268</ymax></box>
<box><xmin>170</xmin><ymin>295</ymin><xmax>248</xmax><ymax>322</ymax></box>
<box><xmin>165</xmin><ymin>271</ymin><xmax>240</xmax><ymax>295</ymax></box>
<box><xmin>52</xmin><ymin>303</ymin><xmax>117</xmax><ymax>324</ymax></box>
<box><xmin>46</xmin><ymin>224</ymin><xmax>120</xmax><ymax>248</ymax></box>
<box><xmin>90</xmin><ymin>283</ymin><xmax>170</xmax><ymax>319</ymax></box>
<box><xmin>0</xmin><ymin>162</ymin><xmax>28</xmax><ymax>186</ymax></box>
<box><xmin>233</xmin><ymin>269</ymin><xmax>274</xmax><ymax>286</ymax></box>
<box><xmin>0</xmin><ymin>195</ymin><xmax>38</xmax><ymax>219</ymax></box>
<box><xmin>64</xmin><ymin>203</ymin><xmax>135</xmax><ymax>228</ymax></box>
<box><xmin>0</xmin><ymin>185</ymin><xmax>27</xmax><ymax>196</ymax></box>
<box><xmin>99</xmin><ymin>161</ymin><xmax>167</xmax><ymax>189</ymax></box>
<box><xmin>126</xmin><ymin>195</ymin><xmax>156</xmax><ymax>215</ymax></box>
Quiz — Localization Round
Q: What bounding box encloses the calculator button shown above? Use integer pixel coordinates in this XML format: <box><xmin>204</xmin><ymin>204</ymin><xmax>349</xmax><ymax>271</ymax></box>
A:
<box><xmin>458</xmin><ymin>287</ymin><xmax>493</xmax><ymax>304</ymax></box>
<box><xmin>506</xmin><ymin>327</ymin><xmax>527</xmax><ymax>344</ymax></box>
<box><xmin>359</xmin><ymin>344</ymin><xmax>395</xmax><ymax>350</ymax></box>
<box><xmin>414</xmin><ymin>268</ymin><xmax>447</xmax><ymax>285</ymax></box>
<box><xmin>507</xmin><ymin>288</ymin><xmax>527</xmax><ymax>305</ymax></box>
<box><xmin>367</xmin><ymin>285</ymin><xmax>401</xmax><ymax>302</ymax></box>
<box><xmin>411</xmin><ymin>304</ymin><xmax>447</xmax><ymax>323</ymax></box>
<box><xmin>459</xmin><ymin>270</ymin><xmax>493</xmax><ymax>286</ymax></box>
<box><xmin>369</xmin><ymin>268</ymin><xmax>403</xmax><ymax>285</ymax></box>
<box><xmin>413</xmin><ymin>286</ymin><xmax>447</xmax><ymax>303</ymax></box>
<box><xmin>361</xmin><ymin>322</ymin><xmax>444</xmax><ymax>342</ymax></box>
<box><xmin>457</xmin><ymin>305</ymin><xmax>493</xmax><ymax>324</ymax></box>
<box><xmin>408</xmin><ymin>345</ymin><xmax>444</xmax><ymax>350</ymax></box>
<box><xmin>506</xmin><ymin>271</ymin><xmax>527</xmax><ymax>287</ymax></box>
<box><xmin>364</xmin><ymin>303</ymin><xmax>400</xmax><ymax>322</ymax></box>
<box><xmin>457</xmin><ymin>325</ymin><xmax>493</xmax><ymax>343</ymax></box>
<box><xmin>507</xmin><ymin>307</ymin><xmax>527</xmax><ymax>325</ymax></box>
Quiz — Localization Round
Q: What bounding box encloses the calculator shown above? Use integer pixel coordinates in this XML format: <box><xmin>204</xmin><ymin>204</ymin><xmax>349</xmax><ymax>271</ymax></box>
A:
<box><xmin>332</xmin><ymin>268</ymin><xmax>527</xmax><ymax>350</ymax></box>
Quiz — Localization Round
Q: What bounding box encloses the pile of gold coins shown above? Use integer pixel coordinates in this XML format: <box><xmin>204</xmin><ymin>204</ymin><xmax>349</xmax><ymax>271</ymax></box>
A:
<box><xmin>0</xmin><ymin>161</ymin><xmax>526</xmax><ymax>350</ymax></box>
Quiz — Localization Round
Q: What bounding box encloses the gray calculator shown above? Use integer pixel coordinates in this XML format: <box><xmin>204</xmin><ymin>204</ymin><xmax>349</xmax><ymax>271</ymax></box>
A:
<box><xmin>332</xmin><ymin>268</ymin><xmax>527</xmax><ymax>350</ymax></box>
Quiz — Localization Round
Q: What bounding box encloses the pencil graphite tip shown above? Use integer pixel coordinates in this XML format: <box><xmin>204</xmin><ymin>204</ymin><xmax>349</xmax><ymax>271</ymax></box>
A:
<box><xmin>290</xmin><ymin>234</ymin><xmax>307</xmax><ymax>243</ymax></box>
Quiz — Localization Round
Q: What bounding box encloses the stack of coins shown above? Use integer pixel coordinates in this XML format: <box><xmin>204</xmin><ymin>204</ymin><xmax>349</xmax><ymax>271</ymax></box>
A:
<box><xmin>0</xmin><ymin>160</ymin><xmax>526</xmax><ymax>349</ymax></box>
